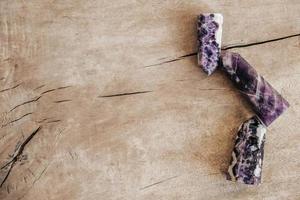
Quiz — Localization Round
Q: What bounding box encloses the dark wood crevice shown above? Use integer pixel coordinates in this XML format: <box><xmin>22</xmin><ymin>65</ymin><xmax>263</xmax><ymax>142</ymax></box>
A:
<box><xmin>0</xmin><ymin>127</ymin><xmax>41</xmax><ymax>187</ymax></box>
<box><xmin>143</xmin><ymin>32</ymin><xmax>300</xmax><ymax>68</ymax></box>
<box><xmin>99</xmin><ymin>91</ymin><xmax>153</xmax><ymax>98</ymax></box>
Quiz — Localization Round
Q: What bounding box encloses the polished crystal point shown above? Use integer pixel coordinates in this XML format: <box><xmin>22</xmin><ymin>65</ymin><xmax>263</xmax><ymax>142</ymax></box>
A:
<box><xmin>227</xmin><ymin>116</ymin><xmax>266</xmax><ymax>185</ymax></box>
<box><xmin>221</xmin><ymin>51</ymin><xmax>289</xmax><ymax>126</ymax></box>
<box><xmin>197</xmin><ymin>13</ymin><xmax>223</xmax><ymax>75</ymax></box>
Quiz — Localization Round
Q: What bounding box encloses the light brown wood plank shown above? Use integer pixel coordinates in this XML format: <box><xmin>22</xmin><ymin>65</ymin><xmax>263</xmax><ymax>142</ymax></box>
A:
<box><xmin>0</xmin><ymin>1</ymin><xmax>299</xmax><ymax>199</ymax></box>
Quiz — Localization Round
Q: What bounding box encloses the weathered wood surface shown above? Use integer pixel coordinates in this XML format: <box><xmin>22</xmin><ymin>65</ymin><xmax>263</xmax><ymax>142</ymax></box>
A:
<box><xmin>0</xmin><ymin>1</ymin><xmax>300</xmax><ymax>199</ymax></box>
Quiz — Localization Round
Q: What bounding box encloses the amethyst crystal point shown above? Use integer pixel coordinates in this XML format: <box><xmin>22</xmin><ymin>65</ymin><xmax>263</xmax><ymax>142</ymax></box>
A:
<box><xmin>227</xmin><ymin>116</ymin><xmax>266</xmax><ymax>185</ymax></box>
<box><xmin>221</xmin><ymin>51</ymin><xmax>289</xmax><ymax>126</ymax></box>
<box><xmin>197</xmin><ymin>13</ymin><xmax>223</xmax><ymax>75</ymax></box>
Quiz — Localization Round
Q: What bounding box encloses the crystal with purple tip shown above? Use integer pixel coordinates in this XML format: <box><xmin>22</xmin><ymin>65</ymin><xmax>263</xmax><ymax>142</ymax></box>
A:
<box><xmin>197</xmin><ymin>13</ymin><xmax>223</xmax><ymax>75</ymax></box>
<box><xmin>227</xmin><ymin>116</ymin><xmax>266</xmax><ymax>185</ymax></box>
<box><xmin>221</xmin><ymin>51</ymin><xmax>289</xmax><ymax>126</ymax></box>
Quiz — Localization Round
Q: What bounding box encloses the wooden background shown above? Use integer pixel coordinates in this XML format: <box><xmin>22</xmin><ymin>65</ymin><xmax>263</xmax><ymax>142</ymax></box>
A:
<box><xmin>0</xmin><ymin>1</ymin><xmax>300</xmax><ymax>199</ymax></box>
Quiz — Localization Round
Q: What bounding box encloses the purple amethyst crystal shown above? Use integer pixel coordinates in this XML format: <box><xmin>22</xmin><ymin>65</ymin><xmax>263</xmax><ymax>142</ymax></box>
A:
<box><xmin>227</xmin><ymin>116</ymin><xmax>266</xmax><ymax>185</ymax></box>
<box><xmin>220</xmin><ymin>51</ymin><xmax>289</xmax><ymax>126</ymax></box>
<box><xmin>197</xmin><ymin>13</ymin><xmax>223</xmax><ymax>75</ymax></box>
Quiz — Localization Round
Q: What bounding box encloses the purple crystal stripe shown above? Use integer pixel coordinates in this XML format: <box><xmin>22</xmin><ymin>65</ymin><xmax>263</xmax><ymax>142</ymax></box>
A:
<box><xmin>227</xmin><ymin>116</ymin><xmax>266</xmax><ymax>185</ymax></box>
<box><xmin>197</xmin><ymin>14</ymin><xmax>222</xmax><ymax>75</ymax></box>
<box><xmin>221</xmin><ymin>51</ymin><xmax>289</xmax><ymax>126</ymax></box>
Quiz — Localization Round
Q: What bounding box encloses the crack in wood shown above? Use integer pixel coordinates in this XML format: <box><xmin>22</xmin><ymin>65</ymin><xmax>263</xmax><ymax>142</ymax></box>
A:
<box><xmin>143</xmin><ymin>32</ymin><xmax>300</xmax><ymax>68</ymax></box>
<box><xmin>1</xmin><ymin>112</ymin><xmax>33</xmax><ymax>128</ymax></box>
<box><xmin>36</xmin><ymin>118</ymin><xmax>51</xmax><ymax>123</ymax></box>
<box><xmin>40</xmin><ymin>85</ymin><xmax>72</xmax><ymax>95</ymax></box>
<box><xmin>36</xmin><ymin>118</ymin><xmax>62</xmax><ymax>124</ymax></box>
<box><xmin>9</xmin><ymin>96</ymin><xmax>42</xmax><ymax>112</ymax></box>
<box><xmin>0</xmin><ymin>83</ymin><xmax>22</xmax><ymax>93</ymax></box>
<box><xmin>144</xmin><ymin>53</ymin><xmax>197</xmax><ymax>68</ymax></box>
<box><xmin>32</xmin><ymin>164</ymin><xmax>50</xmax><ymax>185</ymax></box>
<box><xmin>17</xmin><ymin>163</ymin><xmax>51</xmax><ymax>200</ymax></box>
<box><xmin>8</xmin><ymin>85</ymin><xmax>73</xmax><ymax>112</ymax></box>
<box><xmin>46</xmin><ymin>120</ymin><xmax>62</xmax><ymax>124</ymax></box>
<box><xmin>33</xmin><ymin>84</ymin><xmax>46</xmax><ymax>91</ymax></box>
<box><xmin>139</xmin><ymin>175</ymin><xmax>178</xmax><ymax>190</ymax></box>
<box><xmin>223</xmin><ymin>33</ymin><xmax>300</xmax><ymax>50</ymax></box>
<box><xmin>0</xmin><ymin>127</ymin><xmax>41</xmax><ymax>187</ymax></box>
<box><xmin>99</xmin><ymin>91</ymin><xmax>153</xmax><ymax>98</ymax></box>
<box><xmin>8</xmin><ymin>85</ymin><xmax>73</xmax><ymax>113</ymax></box>
<box><xmin>53</xmin><ymin>99</ymin><xmax>72</xmax><ymax>103</ymax></box>
<box><xmin>197</xmin><ymin>88</ymin><xmax>231</xmax><ymax>91</ymax></box>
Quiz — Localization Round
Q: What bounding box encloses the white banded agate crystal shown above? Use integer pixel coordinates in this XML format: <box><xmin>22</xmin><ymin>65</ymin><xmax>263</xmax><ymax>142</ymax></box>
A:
<box><xmin>220</xmin><ymin>51</ymin><xmax>289</xmax><ymax>126</ymax></box>
<box><xmin>227</xmin><ymin>116</ymin><xmax>266</xmax><ymax>185</ymax></box>
<box><xmin>197</xmin><ymin>13</ymin><xmax>223</xmax><ymax>75</ymax></box>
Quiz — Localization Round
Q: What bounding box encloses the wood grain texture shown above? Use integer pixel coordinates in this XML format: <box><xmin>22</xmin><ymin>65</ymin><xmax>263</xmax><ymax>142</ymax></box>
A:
<box><xmin>0</xmin><ymin>1</ymin><xmax>299</xmax><ymax>199</ymax></box>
